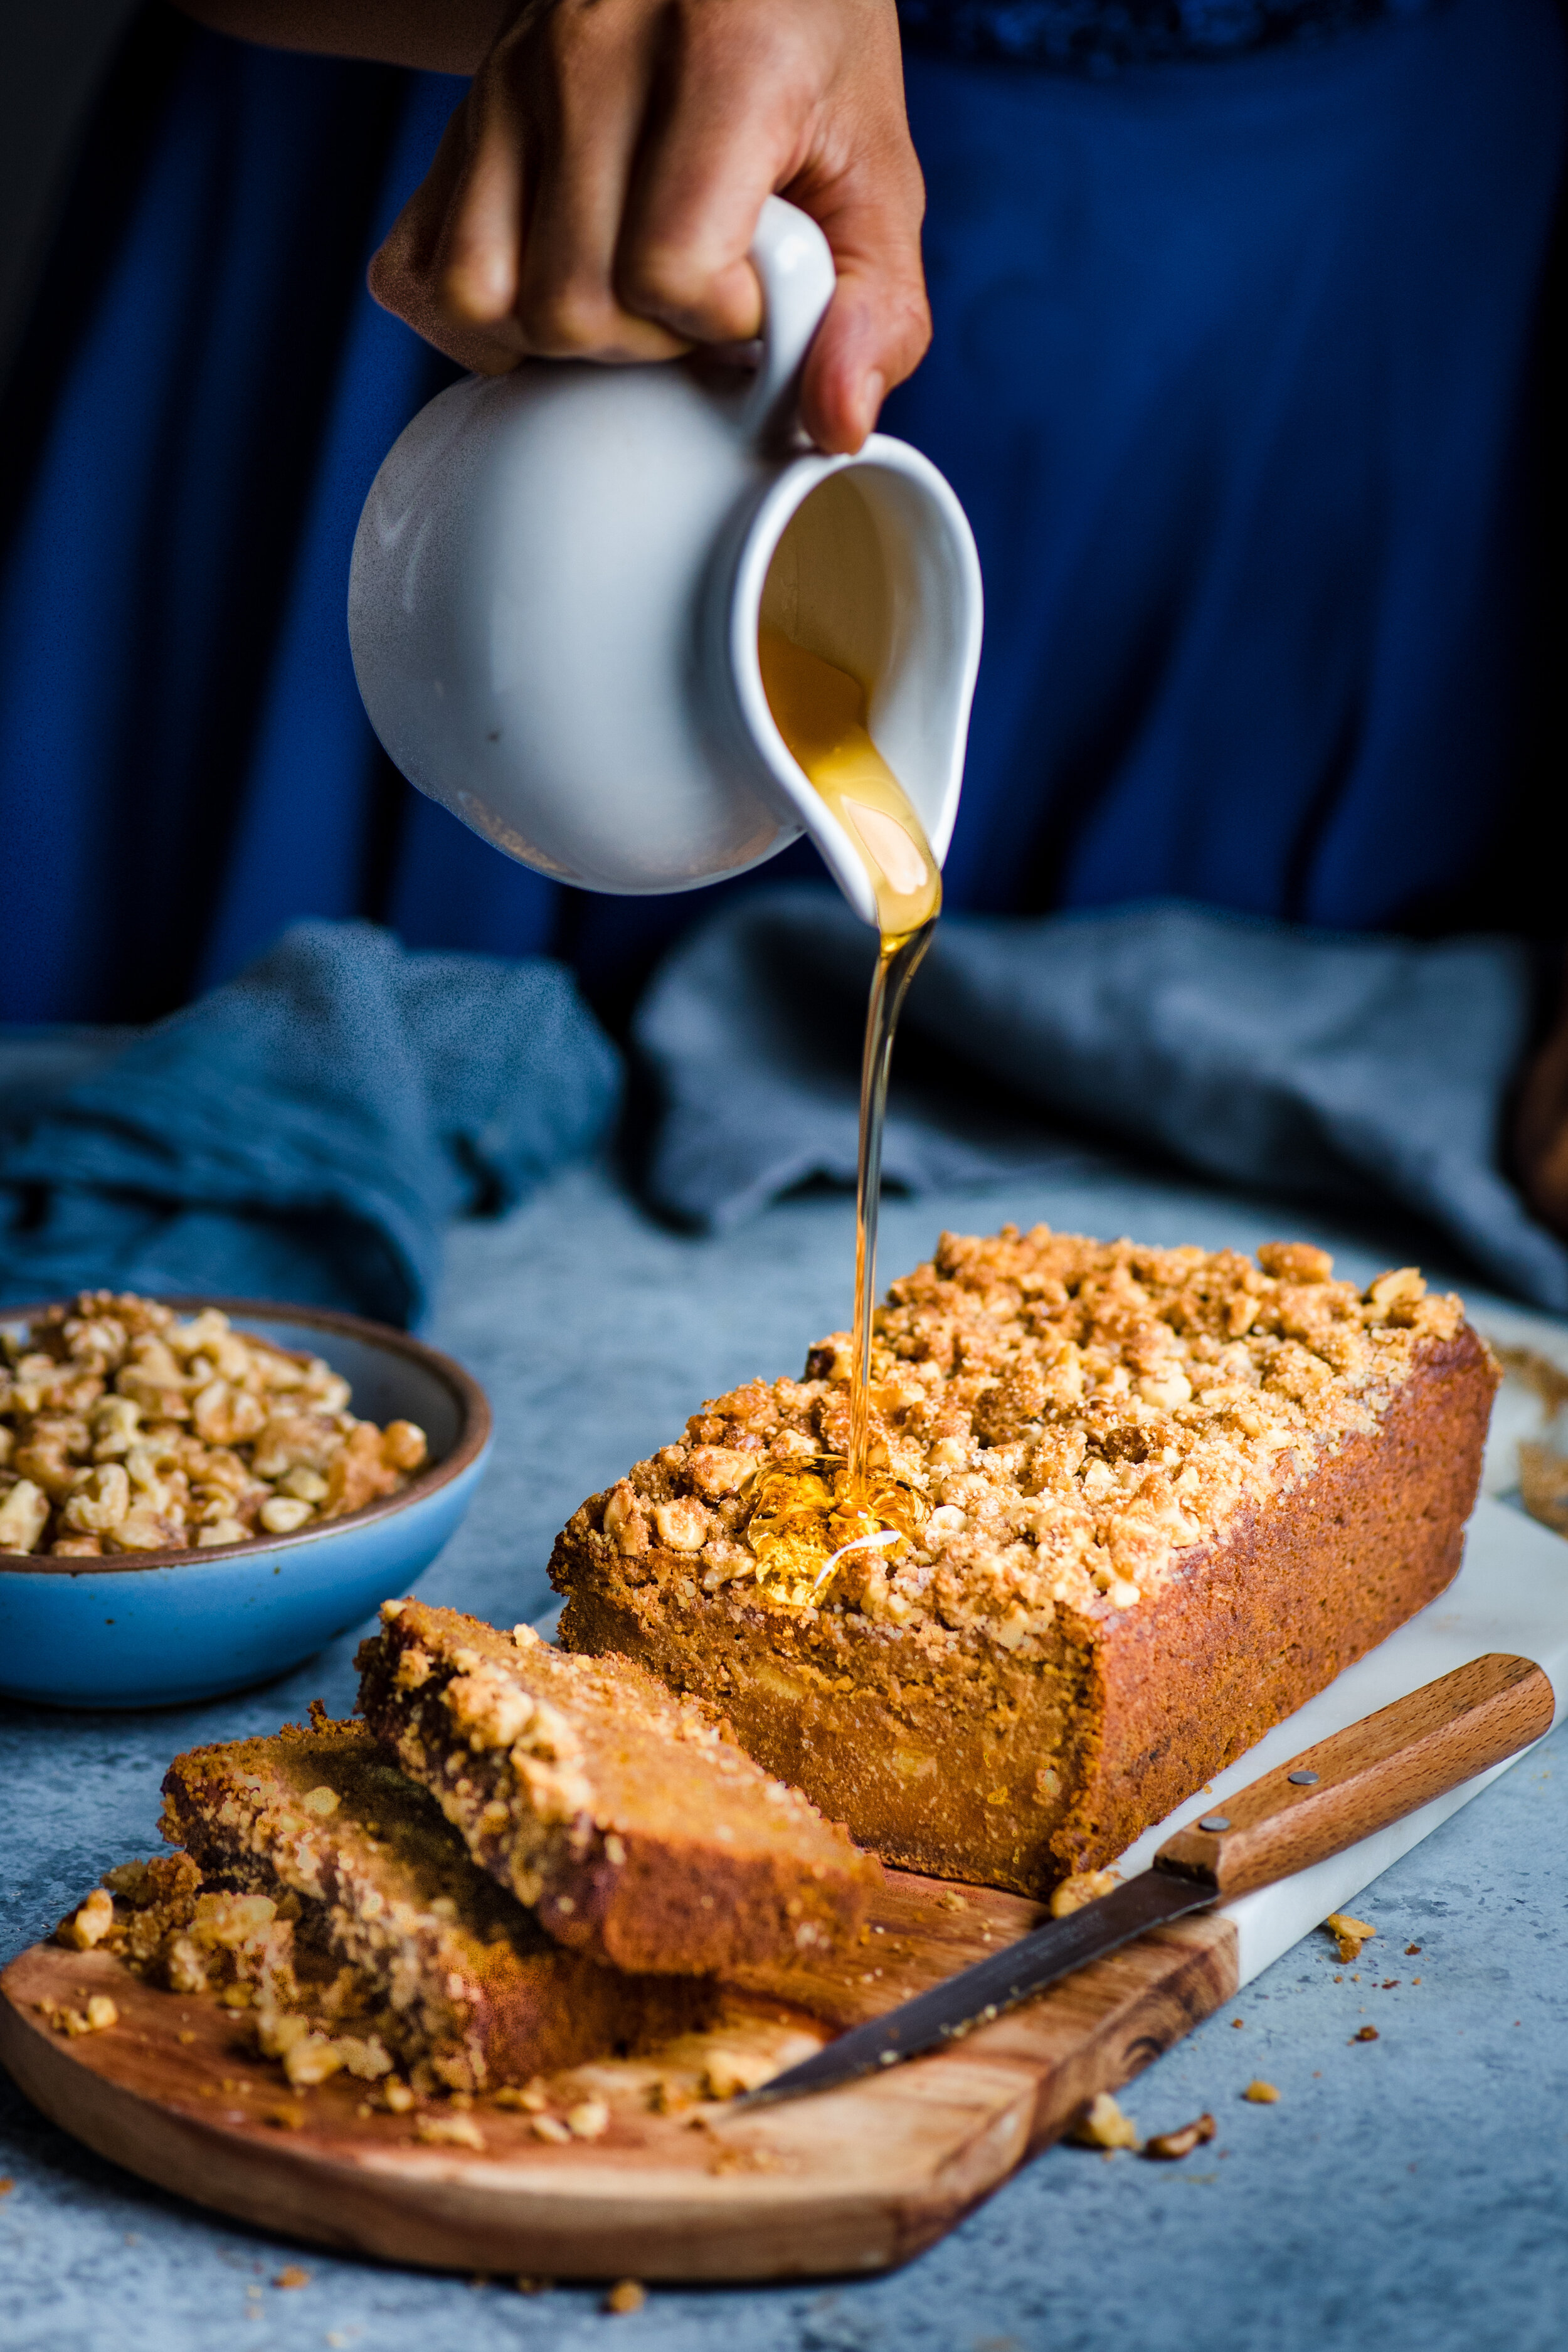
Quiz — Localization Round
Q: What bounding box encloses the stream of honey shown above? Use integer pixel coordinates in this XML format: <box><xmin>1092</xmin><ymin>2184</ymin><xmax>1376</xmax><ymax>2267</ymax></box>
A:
<box><xmin>746</xmin><ymin>628</ymin><xmax>941</xmax><ymax>1606</ymax></box>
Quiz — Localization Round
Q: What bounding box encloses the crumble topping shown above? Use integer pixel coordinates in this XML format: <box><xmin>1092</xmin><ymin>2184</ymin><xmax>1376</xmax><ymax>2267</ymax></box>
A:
<box><xmin>556</xmin><ymin>1228</ymin><xmax>1471</xmax><ymax>1653</ymax></box>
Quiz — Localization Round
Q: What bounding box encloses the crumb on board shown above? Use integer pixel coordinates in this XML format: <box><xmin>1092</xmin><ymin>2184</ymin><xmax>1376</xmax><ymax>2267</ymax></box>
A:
<box><xmin>492</xmin><ymin>2080</ymin><xmax>549</xmax><ymax>2113</ymax></box>
<box><xmin>1325</xmin><ymin>1912</ymin><xmax>1375</xmax><ymax>1963</ymax></box>
<box><xmin>1242</xmin><ymin>2080</ymin><xmax>1279</xmax><ymax>2104</ymax></box>
<box><xmin>36</xmin><ymin>1993</ymin><xmax>117</xmax><ymax>2036</ymax></box>
<box><xmin>415</xmin><ymin>2112</ymin><xmax>485</xmax><ymax>2151</ymax></box>
<box><xmin>706</xmin><ymin>2143</ymin><xmax>785</xmax><ymax>2176</ymax></box>
<box><xmin>1069</xmin><ymin>2092</ymin><xmax>1139</xmax><ymax>2151</ymax></box>
<box><xmin>272</xmin><ymin>2267</ymin><xmax>310</xmax><ymax>2290</ymax></box>
<box><xmin>515</xmin><ymin>2276</ymin><xmax>552</xmax><ymax>2295</ymax></box>
<box><xmin>702</xmin><ymin>2048</ymin><xmax>781</xmax><ymax>2100</ymax></box>
<box><xmin>1141</xmin><ymin>2113</ymin><xmax>1217</xmax><ymax>2162</ymax></box>
<box><xmin>1048</xmin><ymin>1869</ymin><xmax>1118</xmax><ymax>1920</ymax></box>
<box><xmin>605</xmin><ymin>2281</ymin><xmax>647</xmax><ymax>2316</ymax></box>
<box><xmin>1353</xmin><ymin>2026</ymin><xmax>1380</xmax><ymax>2043</ymax></box>
<box><xmin>1406</xmin><ymin>1944</ymin><xmax>1422</xmax><ymax>1956</ymax></box>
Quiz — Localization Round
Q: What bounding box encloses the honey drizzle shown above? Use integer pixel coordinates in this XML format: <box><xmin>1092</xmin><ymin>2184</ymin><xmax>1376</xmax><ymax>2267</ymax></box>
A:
<box><xmin>848</xmin><ymin>925</ymin><xmax>933</xmax><ymax>1494</ymax></box>
<box><xmin>750</xmin><ymin>629</ymin><xmax>941</xmax><ymax>1604</ymax></box>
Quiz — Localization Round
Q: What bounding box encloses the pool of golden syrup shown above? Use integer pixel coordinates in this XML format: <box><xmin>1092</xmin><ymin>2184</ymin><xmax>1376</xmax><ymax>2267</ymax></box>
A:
<box><xmin>746</xmin><ymin>630</ymin><xmax>941</xmax><ymax>1607</ymax></box>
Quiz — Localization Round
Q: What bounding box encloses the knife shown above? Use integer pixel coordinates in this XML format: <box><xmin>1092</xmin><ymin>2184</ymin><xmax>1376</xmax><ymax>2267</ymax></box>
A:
<box><xmin>737</xmin><ymin>1650</ymin><xmax>1554</xmax><ymax>2111</ymax></box>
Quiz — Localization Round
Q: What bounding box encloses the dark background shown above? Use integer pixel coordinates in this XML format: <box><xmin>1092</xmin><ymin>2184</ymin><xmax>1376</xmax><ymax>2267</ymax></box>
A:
<box><xmin>0</xmin><ymin>1</ymin><xmax>140</xmax><ymax>388</ymax></box>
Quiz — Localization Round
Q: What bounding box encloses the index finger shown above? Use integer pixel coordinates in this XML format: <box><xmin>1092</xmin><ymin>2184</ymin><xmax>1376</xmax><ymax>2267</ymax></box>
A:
<box><xmin>613</xmin><ymin>7</ymin><xmax>812</xmax><ymax>345</ymax></box>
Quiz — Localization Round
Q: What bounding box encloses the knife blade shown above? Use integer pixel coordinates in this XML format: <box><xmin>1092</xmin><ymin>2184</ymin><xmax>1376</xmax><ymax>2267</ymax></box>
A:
<box><xmin>736</xmin><ymin>1649</ymin><xmax>1554</xmax><ymax>2111</ymax></box>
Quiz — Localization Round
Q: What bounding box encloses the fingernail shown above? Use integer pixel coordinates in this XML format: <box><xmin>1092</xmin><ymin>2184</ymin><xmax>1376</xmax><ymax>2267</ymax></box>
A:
<box><xmin>860</xmin><ymin>371</ymin><xmax>886</xmax><ymax>440</ymax></box>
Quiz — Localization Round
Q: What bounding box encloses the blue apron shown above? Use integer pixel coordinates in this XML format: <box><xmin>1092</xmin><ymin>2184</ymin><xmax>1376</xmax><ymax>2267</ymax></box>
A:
<box><xmin>0</xmin><ymin>0</ymin><xmax>1560</xmax><ymax>1020</ymax></box>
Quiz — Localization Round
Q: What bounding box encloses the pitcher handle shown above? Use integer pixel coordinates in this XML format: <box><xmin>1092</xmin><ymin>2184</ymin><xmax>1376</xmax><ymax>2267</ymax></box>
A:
<box><xmin>741</xmin><ymin>196</ymin><xmax>837</xmax><ymax>447</ymax></box>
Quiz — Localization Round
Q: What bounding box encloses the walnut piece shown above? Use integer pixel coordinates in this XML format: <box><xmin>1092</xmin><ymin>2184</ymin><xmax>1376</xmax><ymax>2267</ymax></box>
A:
<box><xmin>1142</xmin><ymin>2112</ymin><xmax>1217</xmax><ymax>2161</ymax></box>
<box><xmin>1048</xmin><ymin>1869</ymin><xmax>1118</xmax><ymax>1919</ymax></box>
<box><xmin>1324</xmin><ymin>1911</ymin><xmax>1375</xmax><ymax>1963</ymax></box>
<box><xmin>1069</xmin><ymin>2090</ymin><xmax>1140</xmax><ymax>2150</ymax></box>
<box><xmin>0</xmin><ymin>1292</ymin><xmax>430</xmax><ymax>1560</ymax></box>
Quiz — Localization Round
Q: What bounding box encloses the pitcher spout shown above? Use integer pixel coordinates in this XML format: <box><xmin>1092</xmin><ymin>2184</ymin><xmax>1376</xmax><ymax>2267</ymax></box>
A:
<box><xmin>726</xmin><ymin>439</ymin><xmax>983</xmax><ymax>929</ymax></box>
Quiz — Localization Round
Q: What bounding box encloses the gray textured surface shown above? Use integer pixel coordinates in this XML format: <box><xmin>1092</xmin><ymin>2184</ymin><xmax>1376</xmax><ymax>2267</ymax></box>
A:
<box><xmin>4</xmin><ymin>1157</ymin><xmax>1567</xmax><ymax>2350</ymax></box>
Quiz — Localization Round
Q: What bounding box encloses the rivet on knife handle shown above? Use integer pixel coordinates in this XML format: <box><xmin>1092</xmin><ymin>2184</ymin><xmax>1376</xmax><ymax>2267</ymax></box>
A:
<box><xmin>1153</xmin><ymin>1652</ymin><xmax>1555</xmax><ymax>1903</ymax></box>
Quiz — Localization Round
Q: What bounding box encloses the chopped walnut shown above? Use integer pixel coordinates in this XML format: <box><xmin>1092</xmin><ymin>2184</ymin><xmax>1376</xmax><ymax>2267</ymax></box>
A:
<box><xmin>1141</xmin><ymin>2112</ymin><xmax>1217</xmax><ymax>2161</ymax></box>
<box><xmin>1069</xmin><ymin>2091</ymin><xmax>1140</xmax><ymax>2150</ymax></box>
<box><xmin>654</xmin><ymin>1497</ymin><xmax>711</xmax><ymax>1552</ymax></box>
<box><xmin>701</xmin><ymin>2048</ymin><xmax>783</xmax><ymax>2100</ymax></box>
<box><xmin>38</xmin><ymin>1993</ymin><xmax>118</xmax><ymax>2036</ymax></box>
<box><xmin>58</xmin><ymin>1888</ymin><xmax>115</xmax><ymax>1950</ymax></box>
<box><xmin>0</xmin><ymin>1292</ymin><xmax>428</xmax><ymax>1557</ymax></box>
<box><xmin>1325</xmin><ymin>1912</ymin><xmax>1375</xmax><ymax>1964</ymax></box>
<box><xmin>416</xmin><ymin>2112</ymin><xmax>487</xmax><ymax>2151</ymax></box>
<box><xmin>1048</xmin><ymin>1869</ymin><xmax>1118</xmax><ymax>1919</ymax></box>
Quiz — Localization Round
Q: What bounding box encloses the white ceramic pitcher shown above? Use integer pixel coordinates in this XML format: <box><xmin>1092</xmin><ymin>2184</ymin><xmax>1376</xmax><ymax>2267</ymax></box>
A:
<box><xmin>348</xmin><ymin>199</ymin><xmax>982</xmax><ymax>930</ymax></box>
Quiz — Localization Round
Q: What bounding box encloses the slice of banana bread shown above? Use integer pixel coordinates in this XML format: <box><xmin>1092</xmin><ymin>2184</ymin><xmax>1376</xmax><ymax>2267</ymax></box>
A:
<box><xmin>548</xmin><ymin>1228</ymin><xmax>1499</xmax><ymax>1895</ymax></box>
<box><xmin>160</xmin><ymin>1715</ymin><xmax>711</xmax><ymax>2091</ymax></box>
<box><xmin>355</xmin><ymin>1601</ymin><xmax>879</xmax><ymax>1976</ymax></box>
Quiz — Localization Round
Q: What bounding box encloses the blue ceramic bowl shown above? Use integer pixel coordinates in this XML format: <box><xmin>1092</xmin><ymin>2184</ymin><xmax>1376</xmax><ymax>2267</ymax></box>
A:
<box><xmin>0</xmin><ymin>1299</ymin><xmax>491</xmax><ymax>1709</ymax></box>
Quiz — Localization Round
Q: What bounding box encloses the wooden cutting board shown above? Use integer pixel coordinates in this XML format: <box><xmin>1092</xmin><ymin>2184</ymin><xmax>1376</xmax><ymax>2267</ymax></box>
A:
<box><xmin>0</xmin><ymin>1866</ymin><xmax>1235</xmax><ymax>2283</ymax></box>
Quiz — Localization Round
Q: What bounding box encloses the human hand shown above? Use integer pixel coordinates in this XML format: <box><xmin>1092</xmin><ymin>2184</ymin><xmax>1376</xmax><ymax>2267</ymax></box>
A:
<box><xmin>368</xmin><ymin>0</ymin><xmax>929</xmax><ymax>453</ymax></box>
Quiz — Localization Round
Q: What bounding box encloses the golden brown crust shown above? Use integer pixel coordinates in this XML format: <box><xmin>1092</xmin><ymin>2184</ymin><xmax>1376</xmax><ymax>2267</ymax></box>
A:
<box><xmin>550</xmin><ymin>1231</ymin><xmax>1498</xmax><ymax>1894</ymax></box>
<box><xmin>161</xmin><ymin>1719</ymin><xmax>709</xmax><ymax>2088</ymax></box>
<box><xmin>354</xmin><ymin>1602</ymin><xmax>879</xmax><ymax>1976</ymax></box>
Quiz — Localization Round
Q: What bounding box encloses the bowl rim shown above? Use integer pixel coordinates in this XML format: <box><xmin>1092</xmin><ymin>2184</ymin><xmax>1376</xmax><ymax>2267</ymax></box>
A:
<box><xmin>0</xmin><ymin>1295</ymin><xmax>492</xmax><ymax>1579</ymax></box>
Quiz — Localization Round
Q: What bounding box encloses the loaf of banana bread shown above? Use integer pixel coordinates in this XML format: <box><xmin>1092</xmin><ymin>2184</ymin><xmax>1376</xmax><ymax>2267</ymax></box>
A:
<box><xmin>161</xmin><ymin>1716</ymin><xmax>711</xmax><ymax>2090</ymax></box>
<box><xmin>356</xmin><ymin>1601</ymin><xmax>879</xmax><ymax>1975</ymax></box>
<box><xmin>549</xmin><ymin>1229</ymin><xmax>1499</xmax><ymax>1894</ymax></box>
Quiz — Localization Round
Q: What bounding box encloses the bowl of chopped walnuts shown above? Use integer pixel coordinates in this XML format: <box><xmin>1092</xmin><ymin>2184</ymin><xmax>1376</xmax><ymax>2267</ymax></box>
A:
<box><xmin>0</xmin><ymin>1292</ymin><xmax>491</xmax><ymax>1707</ymax></box>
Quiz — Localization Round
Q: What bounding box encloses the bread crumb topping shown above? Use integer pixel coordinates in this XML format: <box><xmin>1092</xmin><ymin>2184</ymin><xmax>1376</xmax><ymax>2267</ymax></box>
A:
<box><xmin>561</xmin><ymin>1229</ymin><xmax>1468</xmax><ymax>1651</ymax></box>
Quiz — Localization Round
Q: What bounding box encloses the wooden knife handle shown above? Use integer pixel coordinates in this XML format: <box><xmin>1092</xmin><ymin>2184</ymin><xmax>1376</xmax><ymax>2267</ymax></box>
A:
<box><xmin>1154</xmin><ymin>1653</ymin><xmax>1555</xmax><ymax>1902</ymax></box>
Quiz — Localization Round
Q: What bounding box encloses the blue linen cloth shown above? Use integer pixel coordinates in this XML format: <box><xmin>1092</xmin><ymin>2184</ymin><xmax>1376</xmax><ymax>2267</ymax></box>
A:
<box><xmin>0</xmin><ymin>923</ymin><xmax>620</xmax><ymax>1328</ymax></box>
<box><xmin>635</xmin><ymin>889</ymin><xmax>1568</xmax><ymax>1312</ymax></box>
